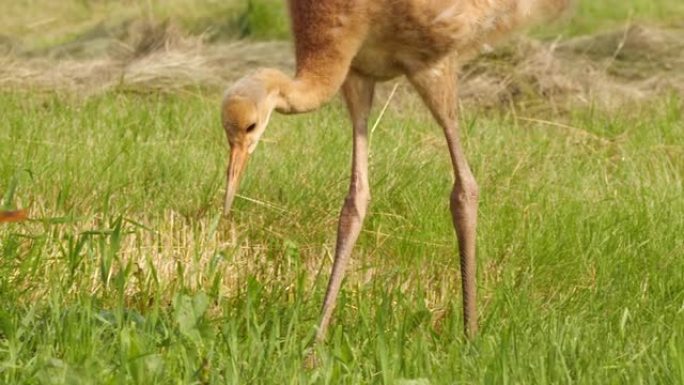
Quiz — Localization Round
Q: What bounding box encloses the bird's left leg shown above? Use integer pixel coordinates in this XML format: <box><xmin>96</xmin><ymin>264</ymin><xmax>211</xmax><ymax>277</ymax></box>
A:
<box><xmin>408</xmin><ymin>58</ymin><xmax>479</xmax><ymax>339</ymax></box>
<box><xmin>315</xmin><ymin>71</ymin><xmax>375</xmax><ymax>343</ymax></box>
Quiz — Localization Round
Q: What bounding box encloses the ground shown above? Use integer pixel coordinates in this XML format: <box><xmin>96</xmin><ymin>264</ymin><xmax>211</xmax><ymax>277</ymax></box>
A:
<box><xmin>1</xmin><ymin>1</ymin><xmax>683</xmax><ymax>384</ymax></box>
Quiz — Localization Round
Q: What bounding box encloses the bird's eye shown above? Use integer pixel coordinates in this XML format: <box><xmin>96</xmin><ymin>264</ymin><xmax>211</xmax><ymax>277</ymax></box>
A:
<box><xmin>246</xmin><ymin>123</ymin><xmax>257</xmax><ymax>133</ymax></box>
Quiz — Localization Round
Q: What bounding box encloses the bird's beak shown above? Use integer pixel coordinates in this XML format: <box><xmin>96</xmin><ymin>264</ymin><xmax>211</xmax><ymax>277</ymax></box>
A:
<box><xmin>223</xmin><ymin>143</ymin><xmax>249</xmax><ymax>216</ymax></box>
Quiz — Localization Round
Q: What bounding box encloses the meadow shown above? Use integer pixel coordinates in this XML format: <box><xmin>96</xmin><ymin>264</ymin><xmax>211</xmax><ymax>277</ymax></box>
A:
<box><xmin>1</xmin><ymin>1</ymin><xmax>683</xmax><ymax>384</ymax></box>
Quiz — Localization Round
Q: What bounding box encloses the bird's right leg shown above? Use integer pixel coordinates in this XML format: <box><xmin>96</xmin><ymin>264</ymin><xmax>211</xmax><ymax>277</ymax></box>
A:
<box><xmin>408</xmin><ymin>59</ymin><xmax>479</xmax><ymax>339</ymax></box>
<box><xmin>315</xmin><ymin>71</ymin><xmax>375</xmax><ymax>343</ymax></box>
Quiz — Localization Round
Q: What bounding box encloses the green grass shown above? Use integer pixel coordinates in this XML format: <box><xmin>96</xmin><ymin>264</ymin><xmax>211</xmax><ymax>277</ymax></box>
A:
<box><xmin>559</xmin><ymin>0</ymin><xmax>684</xmax><ymax>35</ymax></box>
<box><xmin>0</xmin><ymin>89</ymin><xmax>682</xmax><ymax>384</ymax></box>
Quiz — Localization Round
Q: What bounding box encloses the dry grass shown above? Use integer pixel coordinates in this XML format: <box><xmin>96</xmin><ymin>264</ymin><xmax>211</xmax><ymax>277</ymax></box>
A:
<box><xmin>1</xmin><ymin>20</ymin><xmax>683</xmax><ymax>108</ymax></box>
<box><xmin>0</xmin><ymin>0</ymin><xmax>246</xmax><ymax>51</ymax></box>
<box><xmin>461</xmin><ymin>23</ymin><xmax>684</xmax><ymax>108</ymax></box>
<box><xmin>0</xmin><ymin>20</ymin><xmax>293</xmax><ymax>94</ymax></box>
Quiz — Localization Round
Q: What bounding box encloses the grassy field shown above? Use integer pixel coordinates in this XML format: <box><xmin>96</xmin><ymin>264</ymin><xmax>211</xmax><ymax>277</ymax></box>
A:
<box><xmin>1</xmin><ymin>1</ymin><xmax>684</xmax><ymax>384</ymax></box>
<box><xmin>2</xmin><ymin>92</ymin><xmax>683</xmax><ymax>384</ymax></box>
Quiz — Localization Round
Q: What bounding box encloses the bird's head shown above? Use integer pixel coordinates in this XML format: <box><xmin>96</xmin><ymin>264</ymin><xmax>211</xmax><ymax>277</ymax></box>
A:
<box><xmin>221</xmin><ymin>71</ymin><xmax>280</xmax><ymax>215</ymax></box>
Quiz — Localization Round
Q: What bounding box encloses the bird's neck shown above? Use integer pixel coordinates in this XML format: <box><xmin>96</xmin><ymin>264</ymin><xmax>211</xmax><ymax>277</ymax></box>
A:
<box><xmin>254</xmin><ymin>68</ymin><xmax>346</xmax><ymax>115</ymax></box>
<box><xmin>252</xmin><ymin>0</ymin><xmax>368</xmax><ymax>114</ymax></box>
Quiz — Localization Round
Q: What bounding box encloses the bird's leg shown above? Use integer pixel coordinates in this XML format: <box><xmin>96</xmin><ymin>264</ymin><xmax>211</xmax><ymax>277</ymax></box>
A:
<box><xmin>409</xmin><ymin>60</ymin><xmax>479</xmax><ymax>339</ymax></box>
<box><xmin>315</xmin><ymin>71</ymin><xmax>375</xmax><ymax>343</ymax></box>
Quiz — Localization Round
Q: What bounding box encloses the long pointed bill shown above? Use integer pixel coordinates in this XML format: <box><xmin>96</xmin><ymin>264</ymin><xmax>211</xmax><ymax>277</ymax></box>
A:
<box><xmin>223</xmin><ymin>144</ymin><xmax>249</xmax><ymax>216</ymax></box>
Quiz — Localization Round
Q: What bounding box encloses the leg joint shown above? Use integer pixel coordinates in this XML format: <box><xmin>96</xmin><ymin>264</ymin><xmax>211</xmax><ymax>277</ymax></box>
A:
<box><xmin>343</xmin><ymin>185</ymin><xmax>370</xmax><ymax>218</ymax></box>
<box><xmin>451</xmin><ymin>179</ymin><xmax>479</xmax><ymax>206</ymax></box>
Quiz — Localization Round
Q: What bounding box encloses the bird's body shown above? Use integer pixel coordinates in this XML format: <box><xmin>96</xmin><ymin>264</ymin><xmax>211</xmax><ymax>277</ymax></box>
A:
<box><xmin>285</xmin><ymin>0</ymin><xmax>569</xmax><ymax>87</ymax></box>
<box><xmin>352</xmin><ymin>0</ymin><xmax>560</xmax><ymax>79</ymax></box>
<box><xmin>221</xmin><ymin>0</ymin><xmax>571</xmax><ymax>347</ymax></box>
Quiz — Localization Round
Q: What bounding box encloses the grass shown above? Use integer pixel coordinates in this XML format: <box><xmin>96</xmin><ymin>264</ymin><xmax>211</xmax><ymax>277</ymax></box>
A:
<box><xmin>0</xmin><ymin>0</ymin><xmax>285</xmax><ymax>52</ymax></box>
<box><xmin>0</xmin><ymin>89</ymin><xmax>682</xmax><ymax>383</ymax></box>
<box><xmin>558</xmin><ymin>0</ymin><xmax>684</xmax><ymax>36</ymax></box>
<box><xmin>1</xmin><ymin>0</ymin><xmax>684</xmax><ymax>384</ymax></box>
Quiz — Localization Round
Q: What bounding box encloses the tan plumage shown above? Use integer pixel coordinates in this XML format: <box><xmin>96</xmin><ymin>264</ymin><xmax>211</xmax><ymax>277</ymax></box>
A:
<box><xmin>221</xmin><ymin>0</ymin><xmax>572</xmax><ymax>343</ymax></box>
